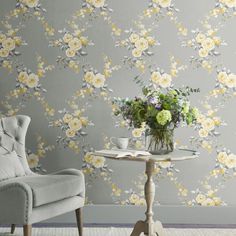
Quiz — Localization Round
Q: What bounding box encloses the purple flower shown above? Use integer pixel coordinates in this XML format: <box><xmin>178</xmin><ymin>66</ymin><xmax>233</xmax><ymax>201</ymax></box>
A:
<box><xmin>155</xmin><ymin>104</ymin><xmax>162</xmax><ymax>110</ymax></box>
<box><xmin>149</xmin><ymin>97</ymin><xmax>158</xmax><ymax>104</ymax></box>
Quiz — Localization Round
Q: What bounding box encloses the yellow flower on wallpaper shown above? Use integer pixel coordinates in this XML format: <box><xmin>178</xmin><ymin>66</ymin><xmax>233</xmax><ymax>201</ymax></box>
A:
<box><xmin>198</xmin><ymin>129</ymin><xmax>209</xmax><ymax>138</ymax></box>
<box><xmin>196</xmin><ymin>33</ymin><xmax>206</xmax><ymax>44</ymax></box>
<box><xmin>68</xmin><ymin>118</ymin><xmax>82</xmax><ymax>131</ymax></box>
<box><xmin>135</xmin><ymin>38</ymin><xmax>149</xmax><ymax>51</ymax></box>
<box><xmin>66</xmin><ymin>129</ymin><xmax>76</xmax><ymax>138</ymax></box>
<box><xmin>217</xmin><ymin>71</ymin><xmax>228</xmax><ymax>84</ymax></box>
<box><xmin>226</xmin><ymin>74</ymin><xmax>236</xmax><ymax>88</ymax></box>
<box><xmin>132</xmin><ymin>48</ymin><xmax>142</xmax><ymax>58</ymax></box>
<box><xmin>0</xmin><ymin>33</ymin><xmax>6</xmax><ymax>43</ymax></box>
<box><xmin>92</xmin><ymin>0</ymin><xmax>105</xmax><ymax>8</ymax></box>
<box><xmin>84</xmin><ymin>71</ymin><xmax>95</xmax><ymax>84</ymax></box>
<box><xmin>27</xmin><ymin>73</ymin><xmax>39</xmax><ymax>88</ymax></box>
<box><xmin>18</xmin><ymin>71</ymin><xmax>29</xmax><ymax>84</ymax></box>
<box><xmin>2</xmin><ymin>38</ymin><xmax>16</xmax><ymax>51</ymax></box>
<box><xmin>198</xmin><ymin>48</ymin><xmax>209</xmax><ymax>58</ymax></box>
<box><xmin>201</xmin><ymin>118</ymin><xmax>215</xmax><ymax>131</ymax></box>
<box><xmin>92</xmin><ymin>155</ymin><xmax>105</xmax><ymax>168</ymax></box>
<box><xmin>159</xmin><ymin>73</ymin><xmax>172</xmax><ymax>88</ymax></box>
<box><xmin>129</xmin><ymin>33</ymin><xmax>139</xmax><ymax>43</ymax></box>
<box><xmin>93</xmin><ymin>73</ymin><xmax>105</xmax><ymax>88</ymax></box>
<box><xmin>0</xmin><ymin>48</ymin><xmax>9</xmax><ymax>58</ymax></box>
<box><xmin>151</xmin><ymin>71</ymin><xmax>161</xmax><ymax>84</ymax></box>
<box><xmin>201</xmin><ymin>38</ymin><xmax>215</xmax><ymax>51</ymax></box>
<box><xmin>63</xmin><ymin>113</ymin><xmax>73</xmax><ymax>123</ymax></box>
<box><xmin>27</xmin><ymin>153</ymin><xmax>39</xmax><ymax>168</ymax></box>
<box><xmin>159</xmin><ymin>0</ymin><xmax>172</xmax><ymax>8</ymax></box>
<box><xmin>63</xmin><ymin>33</ymin><xmax>73</xmax><ymax>43</ymax></box>
<box><xmin>68</xmin><ymin>38</ymin><xmax>82</xmax><ymax>50</ymax></box>
<box><xmin>24</xmin><ymin>0</ymin><xmax>39</xmax><ymax>8</ymax></box>
<box><xmin>66</xmin><ymin>48</ymin><xmax>76</xmax><ymax>57</ymax></box>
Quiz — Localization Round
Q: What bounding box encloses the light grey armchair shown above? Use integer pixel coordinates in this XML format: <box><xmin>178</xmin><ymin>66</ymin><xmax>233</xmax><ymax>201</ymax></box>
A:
<box><xmin>0</xmin><ymin>115</ymin><xmax>85</xmax><ymax>236</ymax></box>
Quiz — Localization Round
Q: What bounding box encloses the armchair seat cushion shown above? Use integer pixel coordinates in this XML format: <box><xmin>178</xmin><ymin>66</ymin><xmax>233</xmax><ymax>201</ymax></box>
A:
<box><xmin>14</xmin><ymin>174</ymin><xmax>84</xmax><ymax>207</ymax></box>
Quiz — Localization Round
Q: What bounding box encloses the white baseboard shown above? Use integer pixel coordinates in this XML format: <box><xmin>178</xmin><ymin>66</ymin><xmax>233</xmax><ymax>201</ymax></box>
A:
<box><xmin>44</xmin><ymin>205</ymin><xmax>236</xmax><ymax>225</ymax></box>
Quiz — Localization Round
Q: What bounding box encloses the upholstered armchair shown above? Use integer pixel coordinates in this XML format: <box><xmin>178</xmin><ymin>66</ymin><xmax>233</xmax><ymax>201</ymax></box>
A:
<box><xmin>0</xmin><ymin>115</ymin><xmax>85</xmax><ymax>236</ymax></box>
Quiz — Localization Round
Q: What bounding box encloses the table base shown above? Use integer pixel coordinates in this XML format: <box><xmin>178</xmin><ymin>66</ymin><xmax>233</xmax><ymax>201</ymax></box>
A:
<box><xmin>131</xmin><ymin>220</ymin><xmax>165</xmax><ymax>236</ymax></box>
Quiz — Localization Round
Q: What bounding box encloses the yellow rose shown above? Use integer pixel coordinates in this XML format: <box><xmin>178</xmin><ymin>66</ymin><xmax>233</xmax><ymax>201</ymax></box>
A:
<box><xmin>92</xmin><ymin>155</ymin><xmax>105</xmax><ymax>168</ymax></box>
<box><xmin>27</xmin><ymin>153</ymin><xmax>39</xmax><ymax>168</ymax></box>
<box><xmin>84</xmin><ymin>153</ymin><xmax>93</xmax><ymax>164</ymax></box>
<box><xmin>65</xmin><ymin>48</ymin><xmax>76</xmax><ymax>58</ymax></box>
<box><xmin>27</xmin><ymin>73</ymin><xmax>39</xmax><ymax>88</ymax></box>
<box><xmin>66</xmin><ymin>129</ymin><xmax>76</xmax><ymax>138</ymax></box>
<box><xmin>135</xmin><ymin>38</ymin><xmax>149</xmax><ymax>51</ymax></box>
<box><xmin>225</xmin><ymin>0</ymin><xmax>236</xmax><ymax>8</ymax></box>
<box><xmin>18</xmin><ymin>71</ymin><xmax>29</xmax><ymax>84</ymax></box>
<box><xmin>132</xmin><ymin>128</ymin><xmax>143</xmax><ymax>138</ymax></box>
<box><xmin>2</xmin><ymin>38</ymin><xmax>15</xmax><ymax>51</ymax></box>
<box><xmin>0</xmin><ymin>48</ymin><xmax>9</xmax><ymax>58</ymax></box>
<box><xmin>225</xmin><ymin>154</ymin><xmax>236</xmax><ymax>168</ymax></box>
<box><xmin>25</xmin><ymin>0</ymin><xmax>39</xmax><ymax>8</ymax></box>
<box><xmin>129</xmin><ymin>193</ymin><xmax>140</xmax><ymax>205</ymax></box>
<box><xmin>146</xmin><ymin>36</ymin><xmax>156</xmax><ymax>46</ymax></box>
<box><xmin>68</xmin><ymin>118</ymin><xmax>82</xmax><ymax>131</ymax></box>
<box><xmin>213</xmin><ymin>197</ymin><xmax>222</xmax><ymax>206</ymax></box>
<box><xmin>202</xmin><ymin>198</ymin><xmax>215</xmax><ymax>206</ymax></box>
<box><xmin>226</xmin><ymin>73</ymin><xmax>236</xmax><ymax>88</ymax></box>
<box><xmin>217</xmin><ymin>71</ymin><xmax>228</xmax><ymax>84</ymax></box>
<box><xmin>213</xmin><ymin>37</ymin><xmax>221</xmax><ymax>46</ymax></box>
<box><xmin>196</xmin><ymin>194</ymin><xmax>206</xmax><ymax>204</ymax></box>
<box><xmin>0</xmin><ymin>33</ymin><xmax>6</xmax><ymax>43</ymax></box>
<box><xmin>63</xmin><ymin>33</ymin><xmax>73</xmax><ymax>43</ymax></box>
<box><xmin>84</xmin><ymin>71</ymin><xmax>95</xmax><ymax>84</ymax></box>
<box><xmin>159</xmin><ymin>73</ymin><xmax>172</xmax><ymax>88</ymax></box>
<box><xmin>201</xmin><ymin>38</ymin><xmax>215</xmax><ymax>51</ymax></box>
<box><xmin>198</xmin><ymin>129</ymin><xmax>209</xmax><ymax>138</ymax></box>
<box><xmin>198</xmin><ymin>48</ymin><xmax>209</xmax><ymax>58</ymax></box>
<box><xmin>196</xmin><ymin>33</ymin><xmax>206</xmax><ymax>44</ymax></box>
<box><xmin>92</xmin><ymin>73</ymin><xmax>105</xmax><ymax>88</ymax></box>
<box><xmin>217</xmin><ymin>152</ymin><xmax>228</xmax><ymax>164</ymax></box>
<box><xmin>159</xmin><ymin>0</ymin><xmax>171</xmax><ymax>8</ymax></box>
<box><xmin>202</xmin><ymin>118</ymin><xmax>215</xmax><ymax>131</ymax></box>
<box><xmin>129</xmin><ymin>33</ymin><xmax>140</xmax><ymax>43</ymax></box>
<box><xmin>151</xmin><ymin>71</ymin><xmax>161</xmax><ymax>84</ymax></box>
<box><xmin>68</xmin><ymin>38</ymin><xmax>82</xmax><ymax>50</ymax></box>
<box><xmin>63</xmin><ymin>113</ymin><xmax>73</xmax><ymax>123</ymax></box>
<box><xmin>92</xmin><ymin>0</ymin><xmax>105</xmax><ymax>8</ymax></box>
<box><xmin>132</xmin><ymin>48</ymin><xmax>142</xmax><ymax>58</ymax></box>
<box><xmin>80</xmin><ymin>36</ymin><xmax>88</xmax><ymax>46</ymax></box>
<box><xmin>80</xmin><ymin>117</ymin><xmax>89</xmax><ymax>126</ymax></box>
<box><xmin>14</xmin><ymin>36</ymin><xmax>22</xmax><ymax>46</ymax></box>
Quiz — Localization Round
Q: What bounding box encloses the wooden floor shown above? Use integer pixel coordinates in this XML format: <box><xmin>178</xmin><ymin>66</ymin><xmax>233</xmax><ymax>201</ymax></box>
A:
<box><xmin>0</xmin><ymin>227</ymin><xmax>236</xmax><ymax>235</ymax></box>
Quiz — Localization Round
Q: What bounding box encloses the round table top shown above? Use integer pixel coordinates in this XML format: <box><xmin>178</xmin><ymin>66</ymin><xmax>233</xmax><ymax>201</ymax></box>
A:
<box><xmin>94</xmin><ymin>148</ymin><xmax>198</xmax><ymax>163</ymax></box>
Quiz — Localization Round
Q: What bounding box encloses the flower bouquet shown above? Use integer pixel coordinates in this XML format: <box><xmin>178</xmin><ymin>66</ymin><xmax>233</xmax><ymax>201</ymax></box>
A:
<box><xmin>113</xmin><ymin>87</ymin><xmax>199</xmax><ymax>154</ymax></box>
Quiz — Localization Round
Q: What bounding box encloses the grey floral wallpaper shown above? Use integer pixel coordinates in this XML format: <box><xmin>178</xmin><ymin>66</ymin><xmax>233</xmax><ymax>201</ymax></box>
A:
<box><xmin>1</xmin><ymin>0</ymin><xmax>236</xmax><ymax>207</ymax></box>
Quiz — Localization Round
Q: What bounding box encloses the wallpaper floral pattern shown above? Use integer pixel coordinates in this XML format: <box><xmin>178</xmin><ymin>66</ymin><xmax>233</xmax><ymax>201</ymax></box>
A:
<box><xmin>1</xmin><ymin>0</ymin><xmax>236</xmax><ymax>207</ymax></box>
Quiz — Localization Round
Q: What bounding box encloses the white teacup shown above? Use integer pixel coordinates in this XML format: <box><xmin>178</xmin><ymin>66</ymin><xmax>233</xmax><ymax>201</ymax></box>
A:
<box><xmin>110</xmin><ymin>137</ymin><xmax>129</xmax><ymax>149</ymax></box>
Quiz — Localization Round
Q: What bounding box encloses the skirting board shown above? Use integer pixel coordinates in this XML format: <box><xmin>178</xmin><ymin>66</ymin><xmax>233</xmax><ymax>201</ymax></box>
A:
<box><xmin>43</xmin><ymin>205</ymin><xmax>236</xmax><ymax>225</ymax></box>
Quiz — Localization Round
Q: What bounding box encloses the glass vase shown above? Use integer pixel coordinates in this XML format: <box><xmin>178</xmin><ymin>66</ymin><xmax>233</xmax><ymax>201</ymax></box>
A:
<box><xmin>145</xmin><ymin>128</ymin><xmax>174</xmax><ymax>155</ymax></box>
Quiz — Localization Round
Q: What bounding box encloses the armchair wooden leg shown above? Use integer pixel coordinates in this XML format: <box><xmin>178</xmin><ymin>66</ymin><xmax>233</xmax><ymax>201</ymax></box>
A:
<box><xmin>11</xmin><ymin>224</ymin><xmax>15</xmax><ymax>234</ymax></box>
<box><xmin>75</xmin><ymin>208</ymin><xmax>83</xmax><ymax>236</ymax></box>
<box><xmin>23</xmin><ymin>225</ymin><xmax>32</xmax><ymax>236</ymax></box>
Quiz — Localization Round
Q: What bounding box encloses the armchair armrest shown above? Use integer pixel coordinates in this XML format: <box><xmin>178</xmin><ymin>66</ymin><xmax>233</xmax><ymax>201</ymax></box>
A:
<box><xmin>51</xmin><ymin>168</ymin><xmax>85</xmax><ymax>197</ymax></box>
<box><xmin>0</xmin><ymin>181</ymin><xmax>33</xmax><ymax>224</ymax></box>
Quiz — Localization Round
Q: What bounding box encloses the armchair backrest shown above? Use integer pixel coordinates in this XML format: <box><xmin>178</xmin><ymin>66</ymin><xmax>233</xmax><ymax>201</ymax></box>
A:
<box><xmin>0</xmin><ymin>115</ymin><xmax>32</xmax><ymax>175</ymax></box>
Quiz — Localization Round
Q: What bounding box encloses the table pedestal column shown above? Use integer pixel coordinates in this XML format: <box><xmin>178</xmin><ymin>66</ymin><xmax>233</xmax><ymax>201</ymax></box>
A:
<box><xmin>130</xmin><ymin>161</ymin><xmax>165</xmax><ymax>236</ymax></box>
